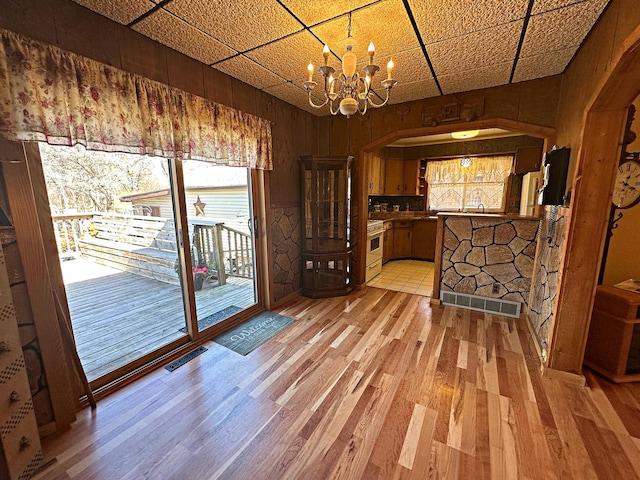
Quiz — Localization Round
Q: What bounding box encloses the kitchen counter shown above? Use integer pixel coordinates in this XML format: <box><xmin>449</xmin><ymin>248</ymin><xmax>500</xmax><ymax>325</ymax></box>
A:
<box><xmin>437</xmin><ymin>212</ymin><xmax>541</xmax><ymax>220</ymax></box>
<box><xmin>369</xmin><ymin>212</ymin><xmax>438</xmax><ymax>221</ymax></box>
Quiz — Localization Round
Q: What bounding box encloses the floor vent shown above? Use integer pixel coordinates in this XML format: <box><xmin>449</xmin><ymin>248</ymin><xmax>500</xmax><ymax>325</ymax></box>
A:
<box><xmin>440</xmin><ymin>291</ymin><xmax>521</xmax><ymax>318</ymax></box>
<box><xmin>164</xmin><ymin>346</ymin><xmax>208</xmax><ymax>372</ymax></box>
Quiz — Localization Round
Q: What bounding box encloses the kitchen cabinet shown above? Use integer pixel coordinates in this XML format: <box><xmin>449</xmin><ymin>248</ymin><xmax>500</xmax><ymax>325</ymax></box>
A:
<box><xmin>368</xmin><ymin>154</ymin><xmax>386</xmax><ymax>195</ymax></box>
<box><xmin>402</xmin><ymin>159</ymin><xmax>421</xmax><ymax>195</ymax></box>
<box><xmin>411</xmin><ymin>219</ymin><xmax>437</xmax><ymax>260</ymax></box>
<box><xmin>393</xmin><ymin>220</ymin><xmax>412</xmax><ymax>258</ymax></box>
<box><xmin>514</xmin><ymin>146</ymin><xmax>543</xmax><ymax>174</ymax></box>
<box><xmin>383</xmin><ymin>221</ymin><xmax>394</xmax><ymax>264</ymax></box>
<box><xmin>385</xmin><ymin>158</ymin><xmax>404</xmax><ymax>194</ymax></box>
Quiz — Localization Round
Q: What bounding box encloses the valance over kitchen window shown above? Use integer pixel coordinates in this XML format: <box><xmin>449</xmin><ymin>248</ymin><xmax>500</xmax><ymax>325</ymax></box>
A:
<box><xmin>0</xmin><ymin>29</ymin><xmax>272</xmax><ymax>169</ymax></box>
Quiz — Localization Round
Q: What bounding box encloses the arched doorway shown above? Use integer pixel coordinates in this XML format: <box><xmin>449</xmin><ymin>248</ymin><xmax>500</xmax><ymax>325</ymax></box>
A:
<box><xmin>356</xmin><ymin>119</ymin><xmax>556</xmax><ymax>287</ymax></box>
<box><xmin>548</xmin><ymin>25</ymin><xmax>640</xmax><ymax>374</ymax></box>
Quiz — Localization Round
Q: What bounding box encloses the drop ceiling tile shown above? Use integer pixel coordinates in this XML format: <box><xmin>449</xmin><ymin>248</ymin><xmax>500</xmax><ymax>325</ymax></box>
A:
<box><xmin>439</xmin><ymin>62</ymin><xmax>513</xmax><ymax>95</ymax></box>
<box><xmin>521</xmin><ymin>0</ymin><xmax>610</xmax><ymax>57</ymax></box>
<box><xmin>214</xmin><ymin>55</ymin><xmax>284</xmax><ymax>90</ymax></box>
<box><xmin>380</xmin><ymin>47</ymin><xmax>434</xmax><ymax>85</ymax></box>
<box><xmin>282</xmin><ymin>0</ymin><xmax>377</xmax><ymax>26</ymax></box>
<box><xmin>133</xmin><ymin>10</ymin><xmax>237</xmax><ymax>65</ymax></box>
<box><xmin>71</xmin><ymin>0</ymin><xmax>154</xmax><ymax>25</ymax></box>
<box><xmin>531</xmin><ymin>0</ymin><xmax>609</xmax><ymax>15</ymax></box>
<box><xmin>513</xmin><ymin>47</ymin><xmax>576</xmax><ymax>82</ymax></box>
<box><xmin>166</xmin><ymin>0</ymin><xmax>303</xmax><ymax>52</ymax></box>
<box><xmin>388</xmin><ymin>78</ymin><xmax>440</xmax><ymax>105</ymax></box>
<box><xmin>264</xmin><ymin>82</ymin><xmax>324</xmax><ymax>115</ymax></box>
<box><xmin>311</xmin><ymin>0</ymin><xmax>419</xmax><ymax>62</ymax></box>
<box><xmin>407</xmin><ymin>0</ymin><xmax>529</xmax><ymax>43</ymax></box>
<box><xmin>246</xmin><ymin>30</ymin><xmax>340</xmax><ymax>83</ymax></box>
<box><xmin>428</xmin><ymin>21</ymin><xmax>523</xmax><ymax>77</ymax></box>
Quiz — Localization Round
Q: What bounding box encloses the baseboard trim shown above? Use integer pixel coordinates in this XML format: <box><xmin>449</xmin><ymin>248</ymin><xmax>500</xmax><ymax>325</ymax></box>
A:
<box><xmin>542</xmin><ymin>366</ymin><xmax>586</xmax><ymax>386</ymax></box>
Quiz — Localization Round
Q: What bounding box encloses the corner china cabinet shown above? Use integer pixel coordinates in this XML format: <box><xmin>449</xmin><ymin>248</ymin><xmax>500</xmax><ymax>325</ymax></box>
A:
<box><xmin>300</xmin><ymin>156</ymin><xmax>353</xmax><ymax>298</ymax></box>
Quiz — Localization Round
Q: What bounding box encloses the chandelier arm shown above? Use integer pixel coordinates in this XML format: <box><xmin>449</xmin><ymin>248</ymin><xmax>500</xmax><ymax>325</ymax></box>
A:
<box><xmin>365</xmin><ymin>88</ymin><xmax>391</xmax><ymax>108</ymax></box>
<box><xmin>329</xmin><ymin>100</ymin><xmax>340</xmax><ymax>115</ymax></box>
<box><xmin>307</xmin><ymin>91</ymin><xmax>330</xmax><ymax>109</ymax></box>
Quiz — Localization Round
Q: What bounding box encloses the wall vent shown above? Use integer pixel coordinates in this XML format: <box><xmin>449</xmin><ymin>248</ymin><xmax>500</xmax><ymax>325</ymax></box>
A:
<box><xmin>440</xmin><ymin>291</ymin><xmax>521</xmax><ymax>318</ymax></box>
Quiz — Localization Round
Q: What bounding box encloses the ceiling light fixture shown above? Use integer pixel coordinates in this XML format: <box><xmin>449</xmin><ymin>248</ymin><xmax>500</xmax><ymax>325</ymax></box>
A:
<box><xmin>303</xmin><ymin>12</ymin><xmax>397</xmax><ymax>118</ymax></box>
<box><xmin>451</xmin><ymin>130</ymin><xmax>480</xmax><ymax>139</ymax></box>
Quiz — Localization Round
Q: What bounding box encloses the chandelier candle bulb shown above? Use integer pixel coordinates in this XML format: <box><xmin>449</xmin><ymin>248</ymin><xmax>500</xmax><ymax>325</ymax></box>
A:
<box><xmin>307</xmin><ymin>62</ymin><xmax>314</xmax><ymax>82</ymax></box>
<box><xmin>387</xmin><ymin>59</ymin><xmax>394</xmax><ymax>80</ymax></box>
<box><xmin>368</xmin><ymin>41</ymin><xmax>375</xmax><ymax>64</ymax></box>
<box><xmin>323</xmin><ymin>44</ymin><xmax>330</xmax><ymax>65</ymax></box>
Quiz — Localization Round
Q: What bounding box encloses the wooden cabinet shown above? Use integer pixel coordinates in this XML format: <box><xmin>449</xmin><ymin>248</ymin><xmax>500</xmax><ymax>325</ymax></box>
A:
<box><xmin>402</xmin><ymin>159</ymin><xmax>421</xmax><ymax>195</ymax></box>
<box><xmin>514</xmin><ymin>146</ymin><xmax>543</xmax><ymax>174</ymax></box>
<box><xmin>383</xmin><ymin>221</ymin><xmax>394</xmax><ymax>264</ymax></box>
<box><xmin>392</xmin><ymin>220</ymin><xmax>412</xmax><ymax>258</ymax></box>
<box><xmin>584</xmin><ymin>285</ymin><xmax>640</xmax><ymax>382</ymax></box>
<box><xmin>300</xmin><ymin>156</ymin><xmax>353</xmax><ymax>298</ymax></box>
<box><xmin>411</xmin><ymin>219</ymin><xmax>437</xmax><ymax>260</ymax></box>
<box><xmin>384</xmin><ymin>158</ymin><xmax>404</xmax><ymax>194</ymax></box>
<box><xmin>368</xmin><ymin>154</ymin><xmax>386</xmax><ymax>195</ymax></box>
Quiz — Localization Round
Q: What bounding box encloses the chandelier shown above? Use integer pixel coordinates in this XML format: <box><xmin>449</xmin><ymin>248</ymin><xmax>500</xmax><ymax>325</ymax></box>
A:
<box><xmin>303</xmin><ymin>13</ymin><xmax>397</xmax><ymax>118</ymax></box>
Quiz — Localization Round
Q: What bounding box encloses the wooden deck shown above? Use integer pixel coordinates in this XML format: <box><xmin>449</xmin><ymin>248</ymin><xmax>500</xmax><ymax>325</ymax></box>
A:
<box><xmin>61</xmin><ymin>258</ymin><xmax>255</xmax><ymax>381</ymax></box>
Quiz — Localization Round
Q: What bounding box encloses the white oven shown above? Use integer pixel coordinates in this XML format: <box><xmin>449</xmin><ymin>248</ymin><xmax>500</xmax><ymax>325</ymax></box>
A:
<box><xmin>366</xmin><ymin>220</ymin><xmax>384</xmax><ymax>281</ymax></box>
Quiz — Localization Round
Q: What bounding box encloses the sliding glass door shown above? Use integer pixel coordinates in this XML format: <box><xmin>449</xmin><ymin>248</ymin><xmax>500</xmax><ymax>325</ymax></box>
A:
<box><xmin>40</xmin><ymin>145</ymin><xmax>260</xmax><ymax>387</ymax></box>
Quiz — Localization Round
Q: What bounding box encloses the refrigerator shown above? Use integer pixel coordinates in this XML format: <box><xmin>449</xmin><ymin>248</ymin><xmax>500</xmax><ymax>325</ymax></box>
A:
<box><xmin>520</xmin><ymin>172</ymin><xmax>540</xmax><ymax>216</ymax></box>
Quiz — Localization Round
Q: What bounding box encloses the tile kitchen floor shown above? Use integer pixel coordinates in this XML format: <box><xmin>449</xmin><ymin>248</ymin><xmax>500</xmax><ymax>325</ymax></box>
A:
<box><xmin>368</xmin><ymin>259</ymin><xmax>434</xmax><ymax>297</ymax></box>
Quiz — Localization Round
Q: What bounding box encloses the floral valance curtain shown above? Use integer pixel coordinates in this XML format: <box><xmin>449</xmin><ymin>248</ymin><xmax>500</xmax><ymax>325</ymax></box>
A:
<box><xmin>426</xmin><ymin>155</ymin><xmax>513</xmax><ymax>184</ymax></box>
<box><xmin>0</xmin><ymin>29</ymin><xmax>272</xmax><ymax>169</ymax></box>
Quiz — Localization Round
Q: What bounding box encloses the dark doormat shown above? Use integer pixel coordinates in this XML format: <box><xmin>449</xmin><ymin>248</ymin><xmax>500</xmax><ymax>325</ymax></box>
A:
<box><xmin>213</xmin><ymin>311</ymin><xmax>295</xmax><ymax>356</ymax></box>
<box><xmin>179</xmin><ymin>305</ymin><xmax>242</xmax><ymax>333</ymax></box>
<box><xmin>164</xmin><ymin>346</ymin><xmax>208</xmax><ymax>372</ymax></box>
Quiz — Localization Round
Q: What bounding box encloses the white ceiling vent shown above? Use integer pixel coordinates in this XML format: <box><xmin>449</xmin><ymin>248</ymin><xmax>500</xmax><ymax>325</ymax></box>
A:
<box><xmin>440</xmin><ymin>291</ymin><xmax>521</xmax><ymax>318</ymax></box>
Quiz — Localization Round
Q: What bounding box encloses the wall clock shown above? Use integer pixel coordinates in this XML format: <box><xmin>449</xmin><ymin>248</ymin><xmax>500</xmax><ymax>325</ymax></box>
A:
<box><xmin>612</xmin><ymin>159</ymin><xmax>640</xmax><ymax>209</ymax></box>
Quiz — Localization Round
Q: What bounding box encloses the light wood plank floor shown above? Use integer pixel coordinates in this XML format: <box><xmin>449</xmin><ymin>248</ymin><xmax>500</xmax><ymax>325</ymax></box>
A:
<box><xmin>35</xmin><ymin>287</ymin><xmax>640</xmax><ymax>479</ymax></box>
<box><xmin>61</xmin><ymin>258</ymin><xmax>255</xmax><ymax>381</ymax></box>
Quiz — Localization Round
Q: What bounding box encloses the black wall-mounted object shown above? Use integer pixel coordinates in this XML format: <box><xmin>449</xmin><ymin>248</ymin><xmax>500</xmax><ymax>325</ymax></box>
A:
<box><xmin>537</xmin><ymin>147</ymin><xmax>571</xmax><ymax>206</ymax></box>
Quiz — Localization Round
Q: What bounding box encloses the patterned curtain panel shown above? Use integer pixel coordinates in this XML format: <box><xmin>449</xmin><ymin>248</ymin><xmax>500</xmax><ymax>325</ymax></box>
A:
<box><xmin>0</xmin><ymin>29</ymin><xmax>272</xmax><ymax>169</ymax></box>
<box><xmin>426</xmin><ymin>155</ymin><xmax>513</xmax><ymax>210</ymax></box>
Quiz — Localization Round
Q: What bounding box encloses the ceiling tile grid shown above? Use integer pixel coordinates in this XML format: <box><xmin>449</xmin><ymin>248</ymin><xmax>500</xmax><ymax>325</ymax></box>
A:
<box><xmin>246</xmin><ymin>30</ymin><xmax>338</xmax><ymax>82</ymax></box>
<box><xmin>165</xmin><ymin>0</ymin><xmax>303</xmax><ymax>52</ymax></box>
<box><xmin>72</xmin><ymin>0</ymin><xmax>154</xmax><ymax>25</ymax></box>
<box><xmin>438</xmin><ymin>62</ymin><xmax>514</xmax><ymax>95</ymax></box>
<box><xmin>407</xmin><ymin>0</ymin><xmax>530</xmax><ymax>44</ymax></box>
<box><xmin>428</xmin><ymin>21</ymin><xmax>524</xmax><ymax>77</ymax></box>
<box><xmin>134</xmin><ymin>9</ymin><xmax>237</xmax><ymax>65</ymax></box>
<box><xmin>69</xmin><ymin>0</ymin><xmax>611</xmax><ymax>116</ymax></box>
<box><xmin>311</xmin><ymin>0</ymin><xmax>419</xmax><ymax>63</ymax></box>
<box><xmin>520</xmin><ymin>0</ymin><xmax>610</xmax><ymax>57</ymax></box>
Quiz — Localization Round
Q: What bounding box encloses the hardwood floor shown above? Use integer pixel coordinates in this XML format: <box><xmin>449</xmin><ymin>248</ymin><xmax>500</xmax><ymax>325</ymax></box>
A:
<box><xmin>34</xmin><ymin>287</ymin><xmax>640</xmax><ymax>479</ymax></box>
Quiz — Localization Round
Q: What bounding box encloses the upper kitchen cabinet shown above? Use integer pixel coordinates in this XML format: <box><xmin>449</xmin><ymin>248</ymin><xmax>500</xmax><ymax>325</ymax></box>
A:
<box><xmin>384</xmin><ymin>158</ymin><xmax>404</xmax><ymax>194</ymax></box>
<box><xmin>514</xmin><ymin>146</ymin><xmax>543</xmax><ymax>174</ymax></box>
<box><xmin>367</xmin><ymin>154</ymin><xmax>386</xmax><ymax>195</ymax></box>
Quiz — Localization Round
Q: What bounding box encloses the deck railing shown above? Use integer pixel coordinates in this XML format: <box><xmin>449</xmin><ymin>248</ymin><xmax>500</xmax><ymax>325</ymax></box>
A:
<box><xmin>51</xmin><ymin>213</ymin><xmax>94</xmax><ymax>259</ymax></box>
<box><xmin>52</xmin><ymin>213</ymin><xmax>254</xmax><ymax>282</ymax></box>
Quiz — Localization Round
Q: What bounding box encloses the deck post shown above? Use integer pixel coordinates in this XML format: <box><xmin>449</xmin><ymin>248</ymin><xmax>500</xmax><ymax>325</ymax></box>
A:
<box><xmin>213</xmin><ymin>224</ymin><xmax>226</xmax><ymax>286</ymax></box>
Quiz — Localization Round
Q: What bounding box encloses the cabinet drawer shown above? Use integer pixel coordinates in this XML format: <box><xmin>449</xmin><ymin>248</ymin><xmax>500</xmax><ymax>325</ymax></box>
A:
<box><xmin>393</xmin><ymin>220</ymin><xmax>411</xmax><ymax>228</ymax></box>
<box><xmin>365</xmin><ymin>258</ymin><xmax>382</xmax><ymax>282</ymax></box>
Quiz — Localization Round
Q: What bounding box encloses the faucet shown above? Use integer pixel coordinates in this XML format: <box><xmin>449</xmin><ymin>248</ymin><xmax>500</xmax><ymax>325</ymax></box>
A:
<box><xmin>477</xmin><ymin>203</ymin><xmax>485</xmax><ymax>214</ymax></box>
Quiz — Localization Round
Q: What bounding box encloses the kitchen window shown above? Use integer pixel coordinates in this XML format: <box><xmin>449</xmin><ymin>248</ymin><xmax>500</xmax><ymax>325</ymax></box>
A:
<box><xmin>426</xmin><ymin>155</ymin><xmax>513</xmax><ymax>212</ymax></box>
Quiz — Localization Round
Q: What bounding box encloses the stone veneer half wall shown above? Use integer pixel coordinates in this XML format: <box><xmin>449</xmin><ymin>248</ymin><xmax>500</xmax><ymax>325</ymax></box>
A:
<box><xmin>528</xmin><ymin>208</ymin><xmax>568</xmax><ymax>354</ymax></box>
<box><xmin>271</xmin><ymin>207</ymin><xmax>301</xmax><ymax>303</ymax></box>
<box><xmin>440</xmin><ymin>216</ymin><xmax>540</xmax><ymax>309</ymax></box>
